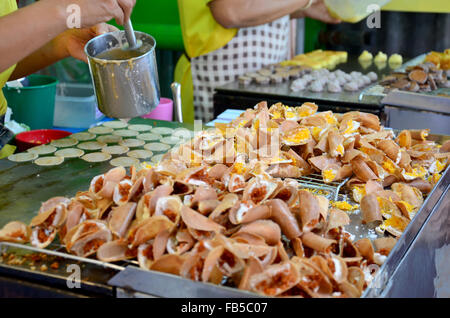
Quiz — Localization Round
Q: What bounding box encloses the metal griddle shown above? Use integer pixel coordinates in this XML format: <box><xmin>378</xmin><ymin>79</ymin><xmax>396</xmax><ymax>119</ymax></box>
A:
<box><xmin>0</xmin><ymin>118</ymin><xmax>192</xmax><ymax>297</ymax></box>
<box><xmin>0</xmin><ymin>118</ymin><xmax>449</xmax><ymax>297</ymax></box>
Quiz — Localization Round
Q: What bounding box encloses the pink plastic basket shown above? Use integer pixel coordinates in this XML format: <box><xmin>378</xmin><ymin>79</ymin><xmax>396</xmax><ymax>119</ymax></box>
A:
<box><xmin>141</xmin><ymin>98</ymin><xmax>173</xmax><ymax>121</ymax></box>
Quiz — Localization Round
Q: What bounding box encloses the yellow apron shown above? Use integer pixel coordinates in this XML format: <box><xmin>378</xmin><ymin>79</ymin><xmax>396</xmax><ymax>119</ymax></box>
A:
<box><xmin>0</xmin><ymin>0</ymin><xmax>18</xmax><ymax>117</ymax></box>
<box><xmin>175</xmin><ymin>0</ymin><xmax>237</xmax><ymax>124</ymax></box>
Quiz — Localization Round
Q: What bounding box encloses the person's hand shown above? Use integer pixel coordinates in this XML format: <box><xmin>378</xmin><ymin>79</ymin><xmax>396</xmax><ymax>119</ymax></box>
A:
<box><xmin>63</xmin><ymin>0</ymin><xmax>136</xmax><ymax>27</ymax></box>
<box><xmin>302</xmin><ymin>0</ymin><xmax>341</xmax><ymax>24</ymax></box>
<box><xmin>52</xmin><ymin>23</ymin><xmax>119</xmax><ymax>62</ymax></box>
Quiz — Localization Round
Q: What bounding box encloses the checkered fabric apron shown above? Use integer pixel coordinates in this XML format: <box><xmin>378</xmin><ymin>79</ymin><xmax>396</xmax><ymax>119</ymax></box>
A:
<box><xmin>191</xmin><ymin>16</ymin><xmax>290</xmax><ymax>122</ymax></box>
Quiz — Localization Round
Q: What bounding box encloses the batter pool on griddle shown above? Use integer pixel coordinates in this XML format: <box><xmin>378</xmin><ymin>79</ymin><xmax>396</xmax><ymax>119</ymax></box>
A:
<box><xmin>119</xmin><ymin>118</ymin><xmax>131</xmax><ymax>124</ymax></box>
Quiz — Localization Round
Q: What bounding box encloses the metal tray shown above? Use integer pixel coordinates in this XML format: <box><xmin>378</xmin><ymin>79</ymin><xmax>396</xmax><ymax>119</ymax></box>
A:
<box><xmin>215</xmin><ymin>55</ymin><xmax>398</xmax><ymax>108</ymax></box>
<box><xmin>0</xmin><ymin>122</ymin><xmax>448</xmax><ymax>297</ymax></box>
<box><xmin>361</xmin><ymin>53</ymin><xmax>450</xmax><ymax>99</ymax></box>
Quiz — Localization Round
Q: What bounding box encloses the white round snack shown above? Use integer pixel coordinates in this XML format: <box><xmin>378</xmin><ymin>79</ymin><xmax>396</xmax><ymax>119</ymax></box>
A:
<box><xmin>291</xmin><ymin>79</ymin><xmax>307</xmax><ymax>91</ymax></box>
<box><xmin>119</xmin><ymin>138</ymin><xmax>145</xmax><ymax>148</ymax></box>
<box><xmin>102</xmin><ymin>120</ymin><xmax>128</xmax><ymax>129</ymax></box>
<box><xmin>356</xmin><ymin>78</ymin><xmax>366</xmax><ymax>88</ymax></box>
<box><xmin>151</xmin><ymin>154</ymin><xmax>164</xmax><ymax>164</ymax></box>
<box><xmin>81</xmin><ymin>152</ymin><xmax>112</xmax><ymax>163</ymax></box>
<box><xmin>127</xmin><ymin>149</ymin><xmax>153</xmax><ymax>159</ymax></box>
<box><xmin>367</xmin><ymin>72</ymin><xmax>378</xmax><ymax>82</ymax></box>
<box><xmin>137</xmin><ymin>133</ymin><xmax>161</xmax><ymax>141</ymax></box>
<box><xmin>361</xmin><ymin>75</ymin><xmax>371</xmax><ymax>85</ymax></box>
<box><xmin>88</xmin><ymin>126</ymin><xmax>114</xmax><ymax>135</ymax></box>
<box><xmin>97</xmin><ymin>135</ymin><xmax>123</xmax><ymax>144</ymax></box>
<box><xmin>318</xmin><ymin>78</ymin><xmax>328</xmax><ymax>86</ymax></box>
<box><xmin>302</xmin><ymin>74</ymin><xmax>313</xmax><ymax>83</ymax></box>
<box><xmin>34</xmin><ymin>156</ymin><xmax>64</xmax><ymax>166</ymax></box>
<box><xmin>337</xmin><ymin>76</ymin><xmax>347</xmax><ymax>86</ymax></box>
<box><xmin>77</xmin><ymin>141</ymin><xmax>107</xmax><ymax>150</ymax></box>
<box><xmin>160</xmin><ymin>136</ymin><xmax>181</xmax><ymax>145</ymax></box>
<box><xmin>327</xmin><ymin>73</ymin><xmax>337</xmax><ymax>81</ymax></box>
<box><xmin>343</xmin><ymin>73</ymin><xmax>353</xmax><ymax>82</ymax></box>
<box><xmin>144</xmin><ymin>142</ymin><xmax>171</xmax><ymax>152</ymax></box>
<box><xmin>350</xmin><ymin>71</ymin><xmax>362</xmax><ymax>78</ymax></box>
<box><xmin>50</xmin><ymin>138</ymin><xmax>78</xmax><ymax>148</ymax></box>
<box><xmin>128</xmin><ymin>124</ymin><xmax>152</xmax><ymax>132</ymax></box>
<box><xmin>151</xmin><ymin>127</ymin><xmax>174</xmax><ymax>135</ymax></box>
<box><xmin>110</xmin><ymin>156</ymin><xmax>140</xmax><ymax>167</ymax></box>
<box><xmin>309</xmin><ymin>80</ymin><xmax>323</xmax><ymax>93</ymax></box>
<box><xmin>327</xmin><ymin>81</ymin><xmax>342</xmax><ymax>93</ymax></box>
<box><xmin>55</xmin><ymin>148</ymin><xmax>85</xmax><ymax>158</ymax></box>
<box><xmin>71</xmin><ymin>132</ymin><xmax>96</xmax><ymax>141</ymax></box>
<box><xmin>344</xmin><ymin>82</ymin><xmax>359</xmax><ymax>92</ymax></box>
<box><xmin>173</xmin><ymin>129</ymin><xmax>194</xmax><ymax>140</ymax></box>
<box><xmin>102</xmin><ymin>145</ymin><xmax>129</xmax><ymax>155</ymax></box>
<box><xmin>8</xmin><ymin>152</ymin><xmax>38</xmax><ymax>162</ymax></box>
<box><xmin>27</xmin><ymin>145</ymin><xmax>57</xmax><ymax>155</ymax></box>
<box><xmin>112</xmin><ymin>129</ymin><xmax>139</xmax><ymax>137</ymax></box>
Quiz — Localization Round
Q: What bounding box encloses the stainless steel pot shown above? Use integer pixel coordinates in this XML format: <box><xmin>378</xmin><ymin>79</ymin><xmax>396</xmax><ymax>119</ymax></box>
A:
<box><xmin>85</xmin><ymin>31</ymin><xmax>160</xmax><ymax>118</ymax></box>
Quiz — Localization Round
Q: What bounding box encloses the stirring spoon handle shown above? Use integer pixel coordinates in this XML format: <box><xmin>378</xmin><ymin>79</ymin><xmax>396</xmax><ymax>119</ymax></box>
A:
<box><xmin>124</xmin><ymin>19</ymin><xmax>137</xmax><ymax>49</ymax></box>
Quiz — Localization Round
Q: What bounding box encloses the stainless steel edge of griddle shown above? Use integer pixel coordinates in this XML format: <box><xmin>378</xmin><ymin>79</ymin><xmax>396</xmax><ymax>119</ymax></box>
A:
<box><xmin>0</xmin><ymin>241</ymin><xmax>125</xmax><ymax>296</ymax></box>
<box><xmin>108</xmin><ymin>265</ymin><xmax>265</xmax><ymax>298</ymax></box>
<box><xmin>379</xmin><ymin>184</ymin><xmax>449</xmax><ymax>297</ymax></box>
<box><xmin>382</xmin><ymin>91</ymin><xmax>450</xmax><ymax>116</ymax></box>
<box><xmin>0</xmin><ymin>241</ymin><xmax>125</xmax><ymax>272</ymax></box>
<box><xmin>362</xmin><ymin>165</ymin><xmax>450</xmax><ymax>298</ymax></box>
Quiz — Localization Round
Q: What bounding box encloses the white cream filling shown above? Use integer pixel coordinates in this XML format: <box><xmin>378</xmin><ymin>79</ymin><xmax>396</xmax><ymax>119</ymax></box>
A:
<box><xmin>236</xmin><ymin>203</ymin><xmax>252</xmax><ymax>223</ymax></box>
<box><xmin>373</xmin><ymin>252</ymin><xmax>387</xmax><ymax>265</ymax></box>
<box><xmin>395</xmin><ymin>151</ymin><xmax>402</xmax><ymax>165</ymax></box>
<box><xmin>332</xmin><ymin>257</ymin><xmax>343</xmax><ymax>280</ymax></box>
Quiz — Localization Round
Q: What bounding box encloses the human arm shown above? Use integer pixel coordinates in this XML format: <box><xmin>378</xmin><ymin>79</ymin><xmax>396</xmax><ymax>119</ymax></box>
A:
<box><xmin>9</xmin><ymin>24</ymin><xmax>117</xmax><ymax>80</ymax></box>
<box><xmin>208</xmin><ymin>0</ymin><xmax>311</xmax><ymax>28</ymax></box>
<box><xmin>0</xmin><ymin>0</ymin><xmax>135</xmax><ymax>73</ymax></box>
<box><xmin>291</xmin><ymin>0</ymin><xmax>341</xmax><ymax>24</ymax></box>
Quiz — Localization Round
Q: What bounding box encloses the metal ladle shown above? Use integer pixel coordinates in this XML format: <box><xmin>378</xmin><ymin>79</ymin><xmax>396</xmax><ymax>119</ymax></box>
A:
<box><xmin>123</xmin><ymin>19</ymin><xmax>141</xmax><ymax>50</ymax></box>
<box><xmin>171</xmin><ymin>82</ymin><xmax>183</xmax><ymax>123</ymax></box>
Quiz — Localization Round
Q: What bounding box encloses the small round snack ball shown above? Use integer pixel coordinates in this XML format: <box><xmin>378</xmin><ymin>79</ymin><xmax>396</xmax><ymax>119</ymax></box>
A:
<box><xmin>309</xmin><ymin>80</ymin><xmax>324</xmax><ymax>92</ymax></box>
<box><xmin>327</xmin><ymin>81</ymin><xmax>342</xmax><ymax>93</ymax></box>
<box><xmin>344</xmin><ymin>81</ymin><xmax>359</xmax><ymax>92</ymax></box>
<box><xmin>327</xmin><ymin>73</ymin><xmax>337</xmax><ymax>81</ymax></box>
<box><xmin>356</xmin><ymin>78</ymin><xmax>366</xmax><ymax>88</ymax></box>
<box><xmin>343</xmin><ymin>73</ymin><xmax>353</xmax><ymax>82</ymax></box>
<box><xmin>337</xmin><ymin>76</ymin><xmax>347</xmax><ymax>86</ymax></box>
<box><xmin>367</xmin><ymin>72</ymin><xmax>378</xmax><ymax>82</ymax></box>
<box><xmin>350</xmin><ymin>71</ymin><xmax>363</xmax><ymax>79</ymax></box>
<box><xmin>302</xmin><ymin>74</ymin><xmax>313</xmax><ymax>83</ymax></box>
<box><xmin>361</xmin><ymin>75</ymin><xmax>371</xmax><ymax>85</ymax></box>
<box><xmin>291</xmin><ymin>79</ymin><xmax>307</xmax><ymax>91</ymax></box>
